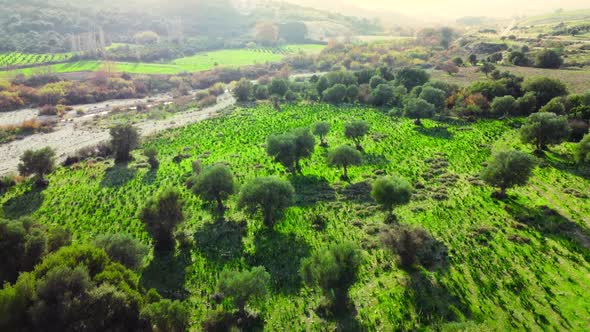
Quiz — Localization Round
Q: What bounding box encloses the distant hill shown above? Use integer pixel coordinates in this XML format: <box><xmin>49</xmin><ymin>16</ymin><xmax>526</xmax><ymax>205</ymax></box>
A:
<box><xmin>519</xmin><ymin>8</ymin><xmax>590</xmax><ymax>26</ymax></box>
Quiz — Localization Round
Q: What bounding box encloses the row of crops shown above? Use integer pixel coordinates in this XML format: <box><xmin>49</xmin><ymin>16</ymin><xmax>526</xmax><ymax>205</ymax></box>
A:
<box><xmin>2</xmin><ymin>104</ymin><xmax>589</xmax><ymax>330</ymax></box>
<box><xmin>251</xmin><ymin>47</ymin><xmax>305</xmax><ymax>54</ymax></box>
<box><xmin>0</xmin><ymin>52</ymin><xmax>74</xmax><ymax>69</ymax></box>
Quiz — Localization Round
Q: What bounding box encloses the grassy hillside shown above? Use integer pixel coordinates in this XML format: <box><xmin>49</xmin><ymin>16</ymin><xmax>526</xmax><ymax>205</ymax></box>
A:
<box><xmin>0</xmin><ymin>45</ymin><xmax>324</xmax><ymax>76</ymax></box>
<box><xmin>520</xmin><ymin>9</ymin><xmax>590</xmax><ymax>26</ymax></box>
<box><xmin>1</xmin><ymin>104</ymin><xmax>589</xmax><ymax>330</ymax></box>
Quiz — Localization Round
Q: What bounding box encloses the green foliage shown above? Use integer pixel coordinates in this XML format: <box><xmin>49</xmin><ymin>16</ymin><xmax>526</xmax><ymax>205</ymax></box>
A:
<box><xmin>520</xmin><ymin>112</ymin><xmax>571</xmax><ymax>152</ymax></box>
<box><xmin>322</xmin><ymin>84</ymin><xmax>347</xmax><ymax>104</ymax></box>
<box><xmin>515</xmin><ymin>92</ymin><xmax>537</xmax><ymax>115</ymax></box>
<box><xmin>300</xmin><ymin>242</ymin><xmax>361</xmax><ymax>306</ymax></box>
<box><xmin>468</xmin><ymin>80</ymin><xmax>508</xmax><ymax>101</ymax></box>
<box><xmin>93</xmin><ymin>233</ymin><xmax>148</xmax><ymax>271</ymax></box>
<box><xmin>481</xmin><ymin>151</ymin><xmax>536</xmax><ymax>196</ymax></box>
<box><xmin>490</xmin><ymin>95</ymin><xmax>516</xmax><ymax>117</ymax></box>
<box><xmin>419</xmin><ymin>86</ymin><xmax>446</xmax><ymax>112</ymax></box>
<box><xmin>313</xmin><ymin>121</ymin><xmax>331</xmax><ymax>146</ymax></box>
<box><xmin>238</xmin><ymin>177</ymin><xmax>295</xmax><ymax>227</ymax></box>
<box><xmin>269</xmin><ymin>78</ymin><xmax>289</xmax><ymax>97</ymax></box>
<box><xmin>327</xmin><ymin>145</ymin><xmax>362</xmax><ymax>179</ymax></box>
<box><xmin>139</xmin><ymin>188</ymin><xmax>184</xmax><ymax>251</ymax></box>
<box><xmin>346</xmin><ymin>85</ymin><xmax>360</xmax><ymax>103</ymax></box>
<box><xmin>18</xmin><ymin>147</ymin><xmax>56</xmax><ymax>181</ymax></box>
<box><xmin>535</xmin><ymin>49</ymin><xmax>563</xmax><ymax>69</ymax></box>
<box><xmin>110</xmin><ymin>124</ymin><xmax>139</xmax><ymax>163</ymax></box>
<box><xmin>192</xmin><ymin>164</ymin><xmax>236</xmax><ymax>212</ymax></box>
<box><xmin>266</xmin><ymin>128</ymin><xmax>315</xmax><ymax>174</ymax></box>
<box><xmin>140</xmin><ymin>299</ymin><xmax>190</xmax><ymax>332</ymax></box>
<box><xmin>217</xmin><ymin>266</ymin><xmax>270</xmax><ymax>311</ymax></box>
<box><xmin>404</xmin><ymin>98</ymin><xmax>435</xmax><ymax>122</ymax></box>
<box><xmin>369</xmin><ymin>76</ymin><xmax>386</xmax><ymax>89</ymax></box>
<box><xmin>371</xmin><ymin>176</ymin><xmax>413</xmax><ymax>213</ymax></box>
<box><xmin>380</xmin><ymin>225</ymin><xmax>445</xmax><ymax>269</ymax></box>
<box><xmin>523</xmin><ymin>77</ymin><xmax>568</xmax><ymax>108</ymax></box>
<box><xmin>575</xmin><ymin>133</ymin><xmax>590</xmax><ymax>164</ymax></box>
<box><xmin>344</xmin><ymin>120</ymin><xmax>370</xmax><ymax>149</ymax></box>
<box><xmin>234</xmin><ymin>78</ymin><xmax>254</xmax><ymax>102</ymax></box>
<box><xmin>144</xmin><ymin>147</ymin><xmax>159</xmax><ymax>169</ymax></box>
<box><xmin>372</xmin><ymin>84</ymin><xmax>395</xmax><ymax>107</ymax></box>
<box><xmin>480</xmin><ymin>62</ymin><xmax>496</xmax><ymax>76</ymax></box>
<box><xmin>539</xmin><ymin>97</ymin><xmax>566</xmax><ymax>114</ymax></box>
<box><xmin>396</xmin><ymin>67</ymin><xmax>430</xmax><ymax>90</ymax></box>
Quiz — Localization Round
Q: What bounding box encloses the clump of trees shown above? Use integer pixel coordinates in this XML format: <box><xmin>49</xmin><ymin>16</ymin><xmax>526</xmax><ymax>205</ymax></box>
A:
<box><xmin>327</xmin><ymin>145</ymin><xmax>362</xmax><ymax>180</ymax></box>
<box><xmin>344</xmin><ymin>120</ymin><xmax>369</xmax><ymax>150</ymax></box>
<box><xmin>481</xmin><ymin>150</ymin><xmax>536</xmax><ymax>198</ymax></box>
<box><xmin>110</xmin><ymin>124</ymin><xmax>139</xmax><ymax>163</ymax></box>
<box><xmin>93</xmin><ymin>233</ymin><xmax>148</xmax><ymax>271</ymax></box>
<box><xmin>371</xmin><ymin>176</ymin><xmax>412</xmax><ymax>218</ymax></box>
<box><xmin>192</xmin><ymin>164</ymin><xmax>236</xmax><ymax>215</ymax></box>
<box><xmin>266</xmin><ymin>128</ymin><xmax>315</xmax><ymax>175</ymax></box>
<box><xmin>520</xmin><ymin>112</ymin><xmax>571</xmax><ymax>154</ymax></box>
<box><xmin>217</xmin><ymin>266</ymin><xmax>270</xmax><ymax>316</ymax></box>
<box><xmin>238</xmin><ymin>177</ymin><xmax>294</xmax><ymax>228</ymax></box>
<box><xmin>18</xmin><ymin>147</ymin><xmax>56</xmax><ymax>186</ymax></box>
<box><xmin>139</xmin><ymin>188</ymin><xmax>184</xmax><ymax>251</ymax></box>
<box><xmin>535</xmin><ymin>49</ymin><xmax>563</xmax><ymax>69</ymax></box>
<box><xmin>300</xmin><ymin>242</ymin><xmax>362</xmax><ymax>312</ymax></box>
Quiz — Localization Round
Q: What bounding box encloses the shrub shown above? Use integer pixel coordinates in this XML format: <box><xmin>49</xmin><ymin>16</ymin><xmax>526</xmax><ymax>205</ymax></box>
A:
<box><xmin>520</xmin><ymin>112</ymin><xmax>571</xmax><ymax>153</ymax></box>
<box><xmin>481</xmin><ymin>150</ymin><xmax>536</xmax><ymax>198</ymax></box>
<box><xmin>233</xmin><ymin>78</ymin><xmax>253</xmax><ymax>102</ymax></box>
<box><xmin>140</xmin><ymin>300</ymin><xmax>190</xmax><ymax>332</ymax></box>
<box><xmin>238</xmin><ymin>177</ymin><xmax>294</xmax><ymax>227</ymax></box>
<box><xmin>490</xmin><ymin>95</ymin><xmax>516</xmax><ymax>117</ymax></box>
<box><xmin>18</xmin><ymin>147</ymin><xmax>56</xmax><ymax>183</ymax></box>
<box><xmin>380</xmin><ymin>225</ymin><xmax>446</xmax><ymax>269</ymax></box>
<box><xmin>539</xmin><ymin>97</ymin><xmax>565</xmax><ymax>114</ymax></box>
<box><xmin>93</xmin><ymin>233</ymin><xmax>148</xmax><ymax>271</ymax></box>
<box><xmin>143</xmin><ymin>147</ymin><xmax>159</xmax><ymax>169</ymax></box>
<box><xmin>535</xmin><ymin>49</ymin><xmax>563</xmax><ymax>69</ymax></box>
<box><xmin>217</xmin><ymin>266</ymin><xmax>270</xmax><ymax>313</ymax></box>
<box><xmin>575</xmin><ymin>133</ymin><xmax>590</xmax><ymax>164</ymax></box>
<box><xmin>110</xmin><ymin>124</ymin><xmax>139</xmax><ymax>163</ymax></box>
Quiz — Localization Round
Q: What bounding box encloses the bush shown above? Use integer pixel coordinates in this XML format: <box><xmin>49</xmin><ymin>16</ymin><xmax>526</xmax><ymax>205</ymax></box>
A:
<box><xmin>140</xmin><ymin>299</ymin><xmax>190</xmax><ymax>332</ymax></box>
<box><xmin>233</xmin><ymin>78</ymin><xmax>253</xmax><ymax>102</ymax></box>
<box><xmin>539</xmin><ymin>97</ymin><xmax>565</xmax><ymax>114</ymax></box>
<box><xmin>18</xmin><ymin>147</ymin><xmax>56</xmax><ymax>183</ymax></box>
<box><xmin>520</xmin><ymin>112</ymin><xmax>571</xmax><ymax>153</ymax></box>
<box><xmin>217</xmin><ymin>266</ymin><xmax>270</xmax><ymax>313</ymax></box>
<box><xmin>575</xmin><ymin>133</ymin><xmax>590</xmax><ymax>164</ymax></box>
<box><xmin>322</xmin><ymin>84</ymin><xmax>347</xmax><ymax>104</ymax></box>
<box><xmin>372</xmin><ymin>84</ymin><xmax>395</xmax><ymax>107</ymax></box>
<box><xmin>139</xmin><ymin>188</ymin><xmax>184</xmax><ymax>251</ymax></box>
<box><xmin>419</xmin><ymin>86</ymin><xmax>446</xmax><ymax>112</ymax></box>
<box><xmin>523</xmin><ymin>77</ymin><xmax>568</xmax><ymax>108</ymax></box>
<box><xmin>110</xmin><ymin>124</ymin><xmax>139</xmax><ymax>163</ymax></box>
<box><xmin>490</xmin><ymin>95</ymin><xmax>516</xmax><ymax>117</ymax></box>
<box><xmin>143</xmin><ymin>147</ymin><xmax>159</xmax><ymax>169</ymax></box>
<box><xmin>238</xmin><ymin>177</ymin><xmax>294</xmax><ymax>227</ymax></box>
<box><xmin>93</xmin><ymin>234</ymin><xmax>148</xmax><ymax>271</ymax></box>
<box><xmin>535</xmin><ymin>49</ymin><xmax>563</xmax><ymax>69</ymax></box>
<box><xmin>380</xmin><ymin>225</ymin><xmax>446</xmax><ymax>269</ymax></box>
<box><xmin>481</xmin><ymin>150</ymin><xmax>536</xmax><ymax>197</ymax></box>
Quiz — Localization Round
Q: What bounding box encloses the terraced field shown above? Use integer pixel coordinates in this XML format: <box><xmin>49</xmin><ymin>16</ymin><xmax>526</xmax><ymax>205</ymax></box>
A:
<box><xmin>0</xmin><ymin>52</ymin><xmax>74</xmax><ymax>68</ymax></box>
<box><xmin>1</xmin><ymin>104</ymin><xmax>589</xmax><ymax>330</ymax></box>
<box><xmin>1</xmin><ymin>44</ymin><xmax>325</xmax><ymax>76</ymax></box>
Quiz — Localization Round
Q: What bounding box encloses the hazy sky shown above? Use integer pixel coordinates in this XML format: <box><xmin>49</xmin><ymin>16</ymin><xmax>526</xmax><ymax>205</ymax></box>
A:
<box><xmin>339</xmin><ymin>0</ymin><xmax>589</xmax><ymax>17</ymax></box>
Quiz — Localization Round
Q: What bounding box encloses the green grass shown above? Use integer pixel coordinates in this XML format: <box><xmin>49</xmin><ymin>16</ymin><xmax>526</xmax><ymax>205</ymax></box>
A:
<box><xmin>1</xmin><ymin>104</ymin><xmax>589</xmax><ymax>330</ymax></box>
<box><xmin>0</xmin><ymin>51</ymin><xmax>74</xmax><ymax>68</ymax></box>
<box><xmin>520</xmin><ymin>9</ymin><xmax>590</xmax><ymax>26</ymax></box>
<box><xmin>1</xmin><ymin>44</ymin><xmax>325</xmax><ymax>76</ymax></box>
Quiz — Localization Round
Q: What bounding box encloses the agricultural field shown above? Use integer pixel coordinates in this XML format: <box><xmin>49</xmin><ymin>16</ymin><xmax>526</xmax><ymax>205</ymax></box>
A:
<box><xmin>1</xmin><ymin>44</ymin><xmax>325</xmax><ymax>76</ymax></box>
<box><xmin>0</xmin><ymin>52</ymin><xmax>74</xmax><ymax>69</ymax></box>
<box><xmin>2</xmin><ymin>104</ymin><xmax>589</xmax><ymax>330</ymax></box>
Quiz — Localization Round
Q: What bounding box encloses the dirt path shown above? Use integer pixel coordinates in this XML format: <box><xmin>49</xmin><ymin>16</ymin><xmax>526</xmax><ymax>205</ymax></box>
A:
<box><xmin>0</xmin><ymin>92</ymin><xmax>235</xmax><ymax>176</ymax></box>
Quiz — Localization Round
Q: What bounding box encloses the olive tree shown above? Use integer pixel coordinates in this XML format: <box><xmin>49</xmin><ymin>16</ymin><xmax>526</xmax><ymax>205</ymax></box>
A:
<box><xmin>371</xmin><ymin>176</ymin><xmax>412</xmax><ymax>215</ymax></box>
<box><xmin>266</xmin><ymin>128</ymin><xmax>315</xmax><ymax>175</ymax></box>
<box><xmin>344</xmin><ymin>120</ymin><xmax>370</xmax><ymax>150</ymax></box>
<box><xmin>18</xmin><ymin>147</ymin><xmax>56</xmax><ymax>184</ymax></box>
<box><xmin>217</xmin><ymin>266</ymin><xmax>270</xmax><ymax>315</ymax></box>
<box><xmin>139</xmin><ymin>188</ymin><xmax>184</xmax><ymax>251</ymax></box>
<box><xmin>490</xmin><ymin>95</ymin><xmax>516</xmax><ymax>117</ymax></box>
<box><xmin>300</xmin><ymin>242</ymin><xmax>361</xmax><ymax>311</ymax></box>
<box><xmin>575</xmin><ymin>133</ymin><xmax>590</xmax><ymax>164</ymax></box>
<box><xmin>110</xmin><ymin>123</ymin><xmax>139</xmax><ymax>163</ymax></box>
<box><xmin>327</xmin><ymin>145</ymin><xmax>362</xmax><ymax>180</ymax></box>
<box><xmin>233</xmin><ymin>78</ymin><xmax>253</xmax><ymax>102</ymax></box>
<box><xmin>481</xmin><ymin>150</ymin><xmax>536</xmax><ymax>198</ymax></box>
<box><xmin>313</xmin><ymin>121</ymin><xmax>331</xmax><ymax>147</ymax></box>
<box><xmin>93</xmin><ymin>233</ymin><xmax>148</xmax><ymax>271</ymax></box>
<box><xmin>520</xmin><ymin>112</ymin><xmax>571</xmax><ymax>153</ymax></box>
<box><xmin>192</xmin><ymin>164</ymin><xmax>235</xmax><ymax>214</ymax></box>
<box><xmin>404</xmin><ymin>98</ymin><xmax>435</xmax><ymax>126</ymax></box>
<box><xmin>238</xmin><ymin>177</ymin><xmax>294</xmax><ymax>227</ymax></box>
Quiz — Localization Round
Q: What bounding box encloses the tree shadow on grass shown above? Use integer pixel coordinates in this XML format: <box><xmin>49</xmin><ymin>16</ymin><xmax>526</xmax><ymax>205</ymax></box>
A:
<box><xmin>141</xmin><ymin>250</ymin><xmax>190</xmax><ymax>300</ymax></box>
<box><xmin>544</xmin><ymin>151</ymin><xmax>590</xmax><ymax>181</ymax></box>
<box><xmin>2</xmin><ymin>186</ymin><xmax>44</xmax><ymax>219</ymax></box>
<box><xmin>100</xmin><ymin>163</ymin><xmax>137</xmax><ymax>188</ymax></box>
<box><xmin>504</xmin><ymin>199</ymin><xmax>590</xmax><ymax>260</ymax></box>
<box><xmin>338</xmin><ymin>181</ymin><xmax>373</xmax><ymax>203</ymax></box>
<box><xmin>290</xmin><ymin>175</ymin><xmax>336</xmax><ymax>207</ymax></box>
<box><xmin>362</xmin><ymin>153</ymin><xmax>390</xmax><ymax>166</ymax></box>
<box><xmin>414</xmin><ymin>126</ymin><xmax>454</xmax><ymax>140</ymax></box>
<box><xmin>141</xmin><ymin>168</ymin><xmax>158</xmax><ymax>185</ymax></box>
<box><xmin>193</xmin><ymin>219</ymin><xmax>246</xmax><ymax>262</ymax></box>
<box><xmin>405</xmin><ymin>269</ymin><xmax>472</xmax><ymax>327</ymax></box>
<box><xmin>247</xmin><ymin>231</ymin><xmax>310</xmax><ymax>294</ymax></box>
